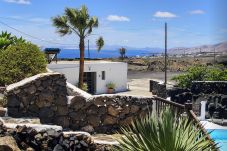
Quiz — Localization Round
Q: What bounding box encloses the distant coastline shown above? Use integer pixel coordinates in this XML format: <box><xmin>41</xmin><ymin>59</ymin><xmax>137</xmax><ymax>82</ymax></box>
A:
<box><xmin>56</xmin><ymin>49</ymin><xmax>162</xmax><ymax>59</ymax></box>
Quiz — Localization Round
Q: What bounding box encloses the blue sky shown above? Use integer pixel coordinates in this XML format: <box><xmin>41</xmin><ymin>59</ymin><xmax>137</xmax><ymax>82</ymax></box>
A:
<box><xmin>0</xmin><ymin>0</ymin><xmax>226</xmax><ymax>49</ymax></box>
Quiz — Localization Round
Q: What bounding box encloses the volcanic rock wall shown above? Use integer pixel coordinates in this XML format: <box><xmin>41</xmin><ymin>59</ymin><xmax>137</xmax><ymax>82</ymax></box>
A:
<box><xmin>68</xmin><ymin>95</ymin><xmax>152</xmax><ymax>133</ymax></box>
<box><xmin>5</xmin><ymin>73</ymin><xmax>153</xmax><ymax>133</ymax></box>
<box><xmin>5</xmin><ymin>73</ymin><xmax>68</xmax><ymax>126</ymax></box>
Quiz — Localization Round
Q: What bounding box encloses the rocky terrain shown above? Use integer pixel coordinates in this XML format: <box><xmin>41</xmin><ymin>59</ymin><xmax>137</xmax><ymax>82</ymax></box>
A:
<box><xmin>168</xmin><ymin>41</ymin><xmax>227</xmax><ymax>54</ymax></box>
<box><xmin>0</xmin><ymin>121</ymin><xmax>111</xmax><ymax>151</ymax></box>
<box><xmin>109</xmin><ymin>56</ymin><xmax>215</xmax><ymax>72</ymax></box>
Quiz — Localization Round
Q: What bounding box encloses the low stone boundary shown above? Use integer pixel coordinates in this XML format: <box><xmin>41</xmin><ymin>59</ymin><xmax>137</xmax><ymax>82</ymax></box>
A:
<box><xmin>5</xmin><ymin>72</ymin><xmax>68</xmax><ymax>126</ymax></box>
<box><xmin>5</xmin><ymin>72</ymin><xmax>153</xmax><ymax>133</ymax></box>
<box><xmin>0</xmin><ymin>122</ymin><xmax>111</xmax><ymax>151</ymax></box>
<box><xmin>149</xmin><ymin>80</ymin><xmax>167</xmax><ymax>98</ymax></box>
<box><xmin>191</xmin><ymin>81</ymin><xmax>227</xmax><ymax>95</ymax></box>
<box><xmin>69</xmin><ymin>95</ymin><xmax>153</xmax><ymax>133</ymax></box>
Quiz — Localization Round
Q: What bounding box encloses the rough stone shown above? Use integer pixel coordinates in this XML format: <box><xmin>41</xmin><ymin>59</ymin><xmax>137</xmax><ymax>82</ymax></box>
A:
<box><xmin>56</xmin><ymin>106</ymin><xmax>68</xmax><ymax>116</ymax></box>
<box><xmin>98</xmin><ymin>106</ymin><xmax>107</xmax><ymax>115</ymax></box>
<box><xmin>39</xmin><ymin>92</ymin><xmax>54</xmax><ymax>102</ymax></box>
<box><xmin>0</xmin><ymin>107</ymin><xmax>6</xmax><ymax>117</ymax></box>
<box><xmin>119</xmin><ymin>116</ymin><xmax>134</xmax><ymax>126</ymax></box>
<box><xmin>7</xmin><ymin>108</ymin><xmax>21</xmax><ymax>117</ymax></box>
<box><xmin>87</xmin><ymin>115</ymin><xmax>100</xmax><ymax>127</ymax></box>
<box><xmin>70</xmin><ymin>96</ymin><xmax>86</xmax><ymax>110</ymax></box>
<box><xmin>130</xmin><ymin>105</ymin><xmax>140</xmax><ymax>113</ymax></box>
<box><xmin>87</xmin><ymin>105</ymin><xmax>99</xmax><ymax>115</ymax></box>
<box><xmin>55</xmin><ymin>95</ymin><xmax>67</xmax><ymax>106</ymax></box>
<box><xmin>107</xmin><ymin>106</ymin><xmax>119</xmax><ymax>117</ymax></box>
<box><xmin>25</xmin><ymin>85</ymin><xmax>36</xmax><ymax>94</ymax></box>
<box><xmin>55</xmin><ymin>116</ymin><xmax>69</xmax><ymax>128</ymax></box>
<box><xmin>103</xmin><ymin>115</ymin><xmax>118</xmax><ymax>125</ymax></box>
<box><xmin>0</xmin><ymin>136</ymin><xmax>20</xmax><ymax>151</ymax></box>
<box><xmin>81</xmin><ymin>125</ymin><xmax>94</xmax><ymax>133</ymax></box>
<box><xmin>69</xmin><ymin>111</ymin><xmax>86</xmax><ymax>121</ymax></box>
<box><xmin>7</xmin><ymin>96</ymin><xmax>20</xmax><ymax>107</ymax></box>
<box><xmin>39</xmin><ymin>108</ymin><xmax>54</xmax><ymax>123</ymax></box>
<box><xmin>94</xmin><ymin>98</ymin><xmax>105</xmax><ymax>106</ymax></box>
<box><xmin>120</xmin><ymin>105</ymin><xmax>130</xmax><ymax>116</ymax></box>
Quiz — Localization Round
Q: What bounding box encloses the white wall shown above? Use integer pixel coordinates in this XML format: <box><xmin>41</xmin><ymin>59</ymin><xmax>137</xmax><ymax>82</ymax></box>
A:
<box><xmin>47</xmin><ymin>62</ymin><xmax>127</xmax><ymax>94</ymax></box>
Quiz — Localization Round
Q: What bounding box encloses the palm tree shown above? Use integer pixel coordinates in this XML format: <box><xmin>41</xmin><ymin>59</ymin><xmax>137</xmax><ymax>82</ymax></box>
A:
<box><xmin>114</xmin><ymin>108</ymin><xmax>217</xmax><ymax>151</ymax></box>
<box><xmin>119</xmin><ymin>47</ymin><xmax>126</xmax><ymax>60</ymax></box>
<box><xmin>52</xmin><ymin>5</ymin><xmax>104</xmax><ymax>88</ymax></box>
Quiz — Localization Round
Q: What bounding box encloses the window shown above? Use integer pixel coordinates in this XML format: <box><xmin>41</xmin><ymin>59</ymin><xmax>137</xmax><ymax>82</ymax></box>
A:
<box><xmin>102</xmin><ymin>71</ymin><xmax>105</xmax><ymax>80</ymax></box>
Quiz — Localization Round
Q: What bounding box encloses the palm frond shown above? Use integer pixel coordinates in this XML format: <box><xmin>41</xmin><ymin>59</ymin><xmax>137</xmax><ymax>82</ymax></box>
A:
<box><xmin>52</xmin><ymin>15</ymin><xmax>71</xmax><ymax>36</ymax></box>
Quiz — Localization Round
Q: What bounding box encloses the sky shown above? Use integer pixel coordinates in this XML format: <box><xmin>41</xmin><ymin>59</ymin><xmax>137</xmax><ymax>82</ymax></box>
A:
<box><xmin>0</xmin><ymin>0</ymin><xmax>226</xmax><ymax>49</ymax></box>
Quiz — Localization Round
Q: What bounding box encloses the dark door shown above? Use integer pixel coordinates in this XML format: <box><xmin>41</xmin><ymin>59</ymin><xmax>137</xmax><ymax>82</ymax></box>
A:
<box><xmin>83</xmin><ymin>72</ymin><xmax>96</xmax><ymax>94</ymax></box>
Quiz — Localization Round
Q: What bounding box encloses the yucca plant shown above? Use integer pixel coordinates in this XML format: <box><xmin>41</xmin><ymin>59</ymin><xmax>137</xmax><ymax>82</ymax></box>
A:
<box><xmin>114</xmin><ymin>108</ymin><xmax>218</xmax><ymax>151</ymax></box>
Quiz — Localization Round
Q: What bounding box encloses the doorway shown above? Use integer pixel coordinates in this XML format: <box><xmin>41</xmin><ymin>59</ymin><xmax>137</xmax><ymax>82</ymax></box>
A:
<box><xmin>83</xmin><ymin>72</ymin><xmax>96</xmax><ymax>94</ymax></box>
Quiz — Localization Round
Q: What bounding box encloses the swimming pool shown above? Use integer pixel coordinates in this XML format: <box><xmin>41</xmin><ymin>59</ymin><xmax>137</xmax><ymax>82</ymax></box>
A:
<box><xmin>209</xmin><ymin>129</ymin><xmax>227</xmax><ymax>151</ymax></box>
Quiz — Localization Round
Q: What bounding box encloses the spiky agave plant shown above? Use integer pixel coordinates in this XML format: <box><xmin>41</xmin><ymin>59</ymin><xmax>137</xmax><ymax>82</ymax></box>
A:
<box><xmin>114</xmin><ymin>108</ymin><xmax>218</xmax><ymax>151</ymax></box>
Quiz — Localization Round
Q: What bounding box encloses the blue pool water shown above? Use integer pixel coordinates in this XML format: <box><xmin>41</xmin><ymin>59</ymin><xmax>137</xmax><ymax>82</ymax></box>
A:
<box><xmin>208</xmin><ymin>129</ymin><xmax>227</xmax><ymax>151</ymax></box>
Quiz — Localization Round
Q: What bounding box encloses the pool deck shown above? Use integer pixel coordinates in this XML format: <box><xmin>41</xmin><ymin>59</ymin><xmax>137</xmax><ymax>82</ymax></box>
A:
<box><xmin>200</xmin><ymin>121</ymin><xmax>227</xmax><ymax>130</ymax></box>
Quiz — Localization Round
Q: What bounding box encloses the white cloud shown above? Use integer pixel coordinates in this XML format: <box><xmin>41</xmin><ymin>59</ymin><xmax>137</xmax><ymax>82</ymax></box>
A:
<box><xmin>189</xmin><ymin>10</ymin><xmax>205</xmax><ymax>15</ymax></box>
<box><xmin>153</xmin><ymin>11</ymin><xmax>177</xmax><ymax>18</ymax></box>
<box><xmin>107</xmin><ymin>15</ymin><xmax>130</xmax><ymax>22</ymax></box>
<box><xmin>4</xmin><ymin>0</ymin><xmax>31</xmax><ymax>5</ymax></box>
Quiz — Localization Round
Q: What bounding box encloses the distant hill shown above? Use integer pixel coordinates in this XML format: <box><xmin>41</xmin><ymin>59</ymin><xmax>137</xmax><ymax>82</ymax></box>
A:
<box><xmin>169</xmin><ymin>41</ymin><xmax>227</xmax><ymax>55</ymax></box>
<box><xmin>43</xmin><ymin>41</ymin><xmax>227</xmax><ymax>55</ymax></box>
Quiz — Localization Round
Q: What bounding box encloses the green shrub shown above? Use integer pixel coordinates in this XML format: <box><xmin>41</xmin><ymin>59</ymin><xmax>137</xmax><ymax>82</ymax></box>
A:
<box><xmin>172</xmin><ymin>65</ymin><xmax>227</xmax><ymax>88</ymax></box>
<box><xmin>106</xmin><ymin>82</ymin><xmax>116</xmax><ymax>89</ymax></box>
<box><xmin>0</xmin><ymin>43</ymin><xmax>47</xmax><ymax>85</ymax></box>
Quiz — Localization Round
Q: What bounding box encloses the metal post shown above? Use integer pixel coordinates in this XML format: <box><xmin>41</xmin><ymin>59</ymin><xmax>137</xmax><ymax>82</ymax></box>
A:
<box><xmin>88</xmin><ymin>39</ymin><xmax>90</xmax><ymax>59</ymax></box>
<box><xmin>164</xmin><ymin>22</ymin><xmax>167</xmax><ymax>85</ymax></box>
<box><xmin>213</xmin><ymin>48</ymin><xmax>216</xmax><ymax>64</ymax></box>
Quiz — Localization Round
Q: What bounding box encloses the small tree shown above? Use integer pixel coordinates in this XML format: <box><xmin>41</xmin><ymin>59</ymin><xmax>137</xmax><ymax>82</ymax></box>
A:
<box><xmin>119</xmin><ymin>47</ymin><xmax>126</xmax><ymax>60</ymax></box>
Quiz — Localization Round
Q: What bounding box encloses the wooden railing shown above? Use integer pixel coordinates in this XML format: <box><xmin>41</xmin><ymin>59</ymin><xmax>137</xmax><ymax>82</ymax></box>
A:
<box><xmin>152</xmin><ymin>96</ymin><xmax>219</xmax><ymax>151</ymax></box>
<box><xmin>153</xmin><ymin>96</ymin><xmax>185</xmax><ymax>116</ymax></box>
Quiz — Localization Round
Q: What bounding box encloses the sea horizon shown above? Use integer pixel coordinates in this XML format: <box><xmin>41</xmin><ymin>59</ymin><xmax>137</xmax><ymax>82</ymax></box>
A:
<box><xmin>56</xmin><ymin>49</ymin><xmax>163</xmax><ymax>59</ymax></box>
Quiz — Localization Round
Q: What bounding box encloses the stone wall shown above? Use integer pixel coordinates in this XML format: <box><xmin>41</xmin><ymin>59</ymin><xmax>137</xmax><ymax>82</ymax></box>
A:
<box><xmin>191</xmin><ymin>81</ymin><xmax>227</xmax><ymax>95</ymax></box>
<box><xmin>167</xmin><ymin>81</ymin><xmax>227</xmax><ymax>118</ymax></box>
<box><xmin>5</xmin><ymin>73</ymin><xmax>153</xmax><ymax>133</ymax></box>
<box><xmin>5</xmin><ymin>73</ymin><xmax>68</xmax><ymax>126</ymax></box>
<box><xmin>149</xmin><ymin>80</ymin><xmax>167</xmax><ymax>98</ymax></box>
<box><xmin>69</xmin><ymin>95</ymin><xmax>152</xmax><ymax>133</ymax></box>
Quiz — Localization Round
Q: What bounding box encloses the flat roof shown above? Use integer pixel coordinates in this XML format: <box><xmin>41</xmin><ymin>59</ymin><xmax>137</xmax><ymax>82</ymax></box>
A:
<box><xmin>50</xmin><ymin>60</ymin><xmax>125</xmax><ymax>65</ymax></box>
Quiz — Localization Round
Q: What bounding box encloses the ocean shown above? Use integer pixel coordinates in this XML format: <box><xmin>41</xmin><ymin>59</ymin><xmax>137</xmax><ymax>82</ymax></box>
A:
<box><xmin>57</xmin><ymin>49</ymin><xmax>162</xmax><ymax>59</ymax></box>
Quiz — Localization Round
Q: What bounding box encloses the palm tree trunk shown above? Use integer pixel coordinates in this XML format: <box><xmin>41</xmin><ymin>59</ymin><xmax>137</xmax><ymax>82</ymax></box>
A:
<box><xmin>78</xmin><ymin>38</ymin><xmax>85</xmax><ymax>88</ymax></box>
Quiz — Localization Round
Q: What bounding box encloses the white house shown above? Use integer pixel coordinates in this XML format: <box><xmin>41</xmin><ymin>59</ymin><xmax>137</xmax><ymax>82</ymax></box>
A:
<box><xmin>47</xmin><ymin>61</ymin><xmax>128</xmax><ymax>94</ymax></box>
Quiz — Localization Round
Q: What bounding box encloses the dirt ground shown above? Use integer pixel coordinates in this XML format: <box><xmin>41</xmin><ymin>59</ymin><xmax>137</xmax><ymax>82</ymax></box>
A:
<box><xmin>117</xmin><ymin>71</ymin><xmax>183</xmax><ymax>96</ymax></box>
